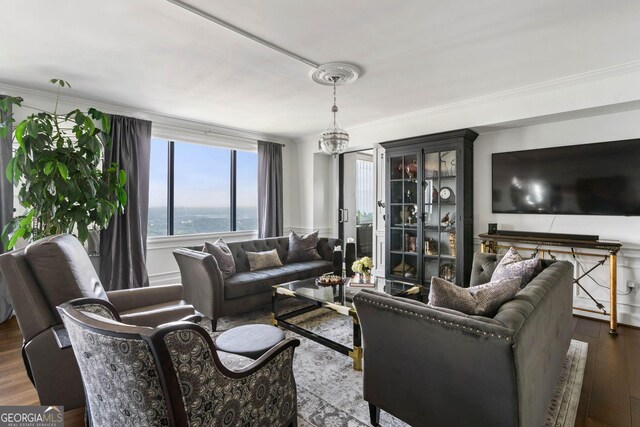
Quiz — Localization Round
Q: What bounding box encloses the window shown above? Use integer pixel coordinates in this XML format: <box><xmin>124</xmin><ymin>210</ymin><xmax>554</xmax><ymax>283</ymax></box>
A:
<box><xmin>148</xmin><ymin>138</ymin><xmax>168</xmax><ymax>237</ymax></box>
<box><xmin>235</xmin><ymin>151</ymin><xmax>258</xmax><ymax>231</ymax></box>
<box><xmin>148</xmin><ymin>138</ymin><xmax>258</xmax><ymax>236</ymax></box>
<box><xmin>174</xmin><ymin>143</ymin><xmax>231</xmax><ymax>235</ymax></box>
<box><xmin>356</xmin><ymin>159</ymin><xmax>374</xmax><ymax>225</ymax></box>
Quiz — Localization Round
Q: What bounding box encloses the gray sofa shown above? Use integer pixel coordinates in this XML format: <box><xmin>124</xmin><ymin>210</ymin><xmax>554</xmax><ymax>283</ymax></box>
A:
<box><xmin>353</xmin><ymin>252</ymin><xmax>574</xmax><ymax>427</ymax></box>
<box><xmin>173</xmin><ymin>236</ymin><xmax>341</xmax><ymax>330</ymax></box>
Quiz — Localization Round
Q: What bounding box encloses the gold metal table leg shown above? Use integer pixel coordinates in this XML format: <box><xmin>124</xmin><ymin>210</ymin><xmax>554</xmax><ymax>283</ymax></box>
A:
<box><xmin>609</xmin><ymin>252</ymin><xmax>618</xmax><ymax>335</ymax></box>
<box><xmin>480</xmin><ymin>240</ymin><xmax>486</xmax><ymax>253</ymax></box>
<box><xmin>349</xmin><ymin>346</ymin><xmax>363</xmax><ymax>371</ymax></box>
<box><xmin>350</xmin><ymin>314</ymin><xmax>363</xmax><ymax>371</ymax></box>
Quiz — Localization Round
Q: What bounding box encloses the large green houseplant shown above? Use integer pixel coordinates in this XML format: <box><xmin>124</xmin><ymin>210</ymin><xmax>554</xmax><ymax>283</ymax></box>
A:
<box><xmin>0</xmin><ymin>79</ymin><xmax>127</xmax><ymax>250</ymax></box>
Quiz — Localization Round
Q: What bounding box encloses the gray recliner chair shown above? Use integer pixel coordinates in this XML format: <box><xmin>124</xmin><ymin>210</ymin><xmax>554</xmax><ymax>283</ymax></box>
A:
<box><xmin>0</xmin><ymin>233</ymin><xmax>198</xmax><ymax>409</ymax></box>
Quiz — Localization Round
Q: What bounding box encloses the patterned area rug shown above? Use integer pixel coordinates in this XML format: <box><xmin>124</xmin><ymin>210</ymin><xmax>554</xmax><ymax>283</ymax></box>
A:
<box><xmin>207</xmin><ymin>303</ymin><xmax>587</xmax><ymax>427</ymax></box>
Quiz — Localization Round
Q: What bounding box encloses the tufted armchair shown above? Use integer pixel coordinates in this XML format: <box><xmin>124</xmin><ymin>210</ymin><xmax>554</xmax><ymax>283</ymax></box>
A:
<box><xmin>0</xmin><ymin>234</ymin><xmax>198</xmax><ymax>409</ymax></box>
<box><xmin>353</xmin><ymin>252</ymin><xmax>574</xmax><ymax>427</ymax></box>
<box><xmin>58</xmin><ymin>298</ymin><xmax>300</xmax><ymax>427</ymax></box>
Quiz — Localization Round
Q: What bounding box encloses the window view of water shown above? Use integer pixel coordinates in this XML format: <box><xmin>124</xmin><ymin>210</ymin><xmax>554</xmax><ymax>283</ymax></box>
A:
<box><xmin>147</xmin><ymin>138</ymin><xmax>258</xmax><ymax>237</ymax></box>
<box><xmin>147</xmin><ymin>206</ymin><xmax>257</xmax><ymax>236</ymax></box>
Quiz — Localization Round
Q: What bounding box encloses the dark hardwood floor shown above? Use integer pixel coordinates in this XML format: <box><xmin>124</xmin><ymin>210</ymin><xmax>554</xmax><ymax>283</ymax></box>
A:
<box><xmin>0</xmin><ymin>315</ymin><xmax>638</xmax><ymax>426</ymax></box>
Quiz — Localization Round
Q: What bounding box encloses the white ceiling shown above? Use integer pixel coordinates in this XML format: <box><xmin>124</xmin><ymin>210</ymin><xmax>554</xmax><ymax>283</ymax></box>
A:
<box><xmin>2</xmin><ymin>0</ymin><xmax>640</xmax><ymax>139</ymax></box>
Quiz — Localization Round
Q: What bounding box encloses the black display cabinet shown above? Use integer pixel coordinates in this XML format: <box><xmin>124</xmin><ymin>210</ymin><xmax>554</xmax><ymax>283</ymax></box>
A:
<box><xmin>381</xmin><ymin>129</ymin><xmax>478</xmax><ymax>287</ymax></box>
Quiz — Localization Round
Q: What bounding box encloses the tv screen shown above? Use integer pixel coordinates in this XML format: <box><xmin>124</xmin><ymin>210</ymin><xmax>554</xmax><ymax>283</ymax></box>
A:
<box><xmin>492</xmin><ymin>139</ymin><xmax>640</xmax><ymax>216</ymax></box>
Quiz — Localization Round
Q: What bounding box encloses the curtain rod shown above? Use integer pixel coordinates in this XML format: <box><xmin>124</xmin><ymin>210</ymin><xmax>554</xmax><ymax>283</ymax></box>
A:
<box><xmin>165</xmin><ymin>0</ymin><xmax>319</xmax><ymax>69</ymax></box>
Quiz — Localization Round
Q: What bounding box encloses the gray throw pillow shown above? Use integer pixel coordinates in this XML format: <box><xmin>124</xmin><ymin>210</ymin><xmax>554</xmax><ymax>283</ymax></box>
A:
<box><xmin>491</xmin><ymin>247</ymin><xmax>542</xmax><ymax>288</ymax></box>
<box><xmin>428</xmin><ymin>276</ymin><xmax>522</xmax><ymax>317</ymax></box>
<box><xmin>204</xmin><ymin>238</ymin><xmax>236</xmax><ymax>279</ymax></box>
<box><xmin>246</xmin><ymin>249</ymin><xmax>283</xmax><ymax>271</ymax></box>
<box><xmin>287</xmin><ymin>230</ymin><xmax>322</xmax><ymax>263</ymax></box>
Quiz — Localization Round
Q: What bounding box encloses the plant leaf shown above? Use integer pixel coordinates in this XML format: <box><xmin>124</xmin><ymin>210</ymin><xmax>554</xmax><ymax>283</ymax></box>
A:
<box><xmin>57</xmin><ymin>163</ymin><xmax>69</xmax><ymax>180</ymax></box>
<box><xmin>119</xmin><ymin>169</ymin><xmax>126</xmax><ymax>187</ymax></box>
<box><xmin>77</xmin><ymin>222</ymin><xmax>88</xmax><ymax>242</ymax></box>
<box><xmin>5</xmin><ymin>157</ymin><xmax>15</xmax><ymax>183</ymax></box>
<box><xmin>15</xmin><ymin>121</ymin><xmax>26</xmax><ymax>147</ymax></box>
<box><xmin>26</xmin><ymin>120</ymin><xmax>38</xmax><ymax>137</ymax></box>
<box><xmin>44</xmin><ymin>161</ymin><xmax>55</xmax><ymax>175</ymax></box>
<box><xmin>117</xmin><ymin>187</ymin><xmax>128</xmax><ymax>207</ymax></box>
<box><xmin>8</xmin><ymin>227</ymin><xmax>25</xmax><ymax>250</ymax></box>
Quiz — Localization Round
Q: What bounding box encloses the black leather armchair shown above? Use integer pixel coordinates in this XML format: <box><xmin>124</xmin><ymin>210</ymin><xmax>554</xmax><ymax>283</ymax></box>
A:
<box><xmin>0</xmin><ymin>234</ymin><xmax>198</xmax><ymax>409</ymax></box>
<box><xmin>353</xmin><ymin>253</ymin><xmax>574</xmax><ymax>427</ymax></box>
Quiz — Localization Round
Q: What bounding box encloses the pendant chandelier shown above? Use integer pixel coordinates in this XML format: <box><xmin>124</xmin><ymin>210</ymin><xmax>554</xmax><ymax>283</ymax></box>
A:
<box><xmin>311</xmin><ymin>63</ymin><xmax>360</xmax><ymax>157</ymax></box>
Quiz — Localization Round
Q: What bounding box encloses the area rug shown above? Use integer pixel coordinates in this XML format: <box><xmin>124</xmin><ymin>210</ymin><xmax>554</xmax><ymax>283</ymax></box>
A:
<box><xmin>207</xmin><ymin>304</ymin><xmax>587</xmax><ymax>427</ymax></box>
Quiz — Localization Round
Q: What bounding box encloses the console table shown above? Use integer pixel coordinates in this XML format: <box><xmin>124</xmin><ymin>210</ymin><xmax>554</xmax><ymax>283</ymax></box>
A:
<box><xmin>478</xmin><ymin>232</ymin><xmax>622</xmax><ymax>334</ymax></box>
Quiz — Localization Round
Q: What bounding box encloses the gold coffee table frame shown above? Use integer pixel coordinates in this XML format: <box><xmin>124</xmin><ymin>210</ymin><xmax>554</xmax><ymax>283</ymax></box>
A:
<box><xmin>272</xmin><ymin>278</ymin><xmax>422</xmax><ymax>370</ymax></box>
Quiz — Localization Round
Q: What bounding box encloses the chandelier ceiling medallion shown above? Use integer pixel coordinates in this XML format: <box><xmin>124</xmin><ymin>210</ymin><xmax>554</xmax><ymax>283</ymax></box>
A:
<box><xmin>311</xmin><ymin>63</ymin><xmax>360</xmax><ymax>157</ymax></box>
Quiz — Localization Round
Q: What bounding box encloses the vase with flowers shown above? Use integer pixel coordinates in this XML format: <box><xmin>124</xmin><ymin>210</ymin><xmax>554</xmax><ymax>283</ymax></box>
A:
<box><xmin>352</xmin><ymin>256</ymin><xmax>374</xmax><ymax>283</ymax></box>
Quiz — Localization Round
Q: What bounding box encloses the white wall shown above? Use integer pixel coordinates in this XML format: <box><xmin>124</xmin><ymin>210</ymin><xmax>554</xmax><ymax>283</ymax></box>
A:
<box><xmin>290</xmin><ymin>69</ymin><xmax>640</xmax><ymax>326</ymax></box>
<box><xmin>475</xmin><ymin>109</ymin><xmax>640</xmax><ymax>326</ymax></box>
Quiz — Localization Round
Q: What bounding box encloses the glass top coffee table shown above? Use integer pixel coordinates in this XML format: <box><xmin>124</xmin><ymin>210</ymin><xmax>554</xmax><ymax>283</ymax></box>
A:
<box><xmin>271</xmin><ymin>277</ymin><xmax>422</xmax><ymax>371</ymax></box>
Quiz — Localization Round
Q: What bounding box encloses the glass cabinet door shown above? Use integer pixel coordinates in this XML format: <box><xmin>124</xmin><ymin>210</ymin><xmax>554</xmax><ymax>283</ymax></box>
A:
<box><xmin>423</xmin><ymin>150</ymin><xmax>457</xmax><ymax>283</ymax></box>
<box><xmin>388</xmin><ymin>154</ymin><xmax>419</xmax><ymax>280</ymax></box>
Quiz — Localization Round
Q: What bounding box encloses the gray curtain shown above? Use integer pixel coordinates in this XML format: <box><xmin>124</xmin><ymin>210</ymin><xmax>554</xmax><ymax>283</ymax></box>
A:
<box><xmin>100</xmin><ymin>115</ymin><xmax>151</xmax><ymax>290</ymax></box>
<box><xmin>0</xmin><ymin>95</ymin><xmax>14</xmax><ymax>322</ymax></box>
<box><xmin>257</xmin><ymin>140</ymin><xmax>283</xmax><ymax>238</ymax></box>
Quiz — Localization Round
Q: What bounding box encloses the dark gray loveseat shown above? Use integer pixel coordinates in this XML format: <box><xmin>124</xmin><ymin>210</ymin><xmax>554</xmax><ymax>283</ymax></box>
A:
<box><xmin>354</xmin><ymin>252</ymin><xmax>574</xmax><ymax>427</ymax></box>
<box><xmin>174</xmin><ymin>236</ymin><xmax>341</xmax><ymax>330</ymax></box>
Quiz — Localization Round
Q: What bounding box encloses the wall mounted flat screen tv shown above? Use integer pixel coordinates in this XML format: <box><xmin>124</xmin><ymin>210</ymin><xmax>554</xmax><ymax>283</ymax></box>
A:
<box><xmin>492</xmin><ymin>139</ymin><xmax>640</xmax><ymax>216</ymax></box>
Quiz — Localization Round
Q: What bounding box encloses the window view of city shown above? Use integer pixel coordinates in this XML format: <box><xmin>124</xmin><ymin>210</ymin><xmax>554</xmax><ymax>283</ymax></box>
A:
<box><xmin>147</xmin><ymin>138</ymin><xmax>258</xmax><ymax>236</ymax></box>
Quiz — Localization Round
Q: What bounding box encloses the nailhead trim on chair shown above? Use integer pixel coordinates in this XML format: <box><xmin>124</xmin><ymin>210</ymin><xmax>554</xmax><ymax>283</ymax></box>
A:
<box><xmin>355</xmin><ymin>296</ymin><xmax>513</xmax><ymax>342</ymax></box>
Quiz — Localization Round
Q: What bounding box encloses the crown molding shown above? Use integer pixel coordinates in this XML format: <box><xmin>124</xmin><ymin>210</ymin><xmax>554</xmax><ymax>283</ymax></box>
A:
<box><xmin>344</xmin><ymin>60</ymin><xmax>640</xmax><ymax>135</ymax></box>
<box><xmin>0</xmin><ymin>81</ymin><xmax>293</xmax><ymax>146</ymax></box>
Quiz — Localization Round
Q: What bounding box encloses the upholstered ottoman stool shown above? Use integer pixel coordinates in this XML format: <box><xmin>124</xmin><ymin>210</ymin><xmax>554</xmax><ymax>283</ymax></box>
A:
<box><xmin>215</xmin><ymin>324</ymin><xmax>286</xmax><ymax>359</ymax></box>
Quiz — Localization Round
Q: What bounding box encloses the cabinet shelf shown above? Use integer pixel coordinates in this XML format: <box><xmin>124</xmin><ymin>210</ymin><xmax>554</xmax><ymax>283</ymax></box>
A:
<box><xmin>390</xmin><ymin>178</ymin><xmax>418</xmax><ymax>183</ymax></box>
<box><xmin>383</xmin><ymin>129</ymin><xmax>478</xmax><ymax>287</ymax></box>
<box><xmin>425</xmin><ymin>175</ymin><xmax>456</xmax><ymax>180</ymax></box>
<box><xmin>423</xmin><ymin>254</ymin><xmax>456</xmax><ymax>260</ymax></box>
<box><xmin>424</xmin><ymin>226</ymin><xmax>456</xmax><ymax>232</ymax></box>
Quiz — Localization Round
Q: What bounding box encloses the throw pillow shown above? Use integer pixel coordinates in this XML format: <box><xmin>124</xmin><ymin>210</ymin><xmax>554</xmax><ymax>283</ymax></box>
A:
<box><xmin>204</xmin><ymin>238</ymin><xmax>236</xmax><ymax>279</ymax></box>
<box><xmin>428</xmin><ymin>276</ymin><xmax>522</xmax><ymax>317</ymax></box>
<box><xmin>246</xmin><ymin>249</ymin><xmax>283</xmax><ymax>271</ymax></box>
<box><xmin>491</xmin><ymin>247</ymin><xmax>542</xmax><ymax>288</ymax></box>
<box><xmin>287</xmin><ymin>230</ymin><xmax>322</xmax><ymax>262</ymax></box>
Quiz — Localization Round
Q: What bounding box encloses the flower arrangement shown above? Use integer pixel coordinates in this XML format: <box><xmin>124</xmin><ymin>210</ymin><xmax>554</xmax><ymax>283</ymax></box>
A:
<box><xmin>352</xmin><ymin>256</ymin><xmax>373</xmax><ymax>275</ymax></box>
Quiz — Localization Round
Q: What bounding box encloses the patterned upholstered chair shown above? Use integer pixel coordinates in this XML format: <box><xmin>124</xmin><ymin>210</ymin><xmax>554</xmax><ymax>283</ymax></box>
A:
<box><xmin>58</xmin><ymin>298</ymin><xmax>300</xmax><ymax>427</ymax></box>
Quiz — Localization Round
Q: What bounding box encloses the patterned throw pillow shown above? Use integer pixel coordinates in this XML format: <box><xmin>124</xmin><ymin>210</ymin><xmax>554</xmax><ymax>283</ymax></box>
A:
<box><xmin>491</xmin><ymin>247</ymin><xmax>542</xmax><ymax>288</ymax></box>
<box><xmin>246</xmin><ymin>249</ymin><xmax>284</xmax><ymax>271</ymax></box>
<box><xmin>204</xmin><ymin>238</ymin><xmax>236</xmax><ymax>279</ymax></box>
<box><xmin>428</xmin><ymin>276</ymin><xmax>522</xmax><ymax>317</ymax></box>
<box><xmin>287</xmin><ymin>230</ymin><xmax>322</xmax><ymax>263</ymax></box>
